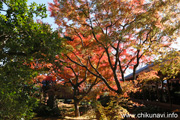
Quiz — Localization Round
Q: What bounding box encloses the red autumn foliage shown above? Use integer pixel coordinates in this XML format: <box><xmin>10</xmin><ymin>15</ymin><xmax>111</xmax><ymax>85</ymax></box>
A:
<box><xmin>49</xmin><ymin>0</ymin><xmax>177</xmax><ymax>95</ymax></box>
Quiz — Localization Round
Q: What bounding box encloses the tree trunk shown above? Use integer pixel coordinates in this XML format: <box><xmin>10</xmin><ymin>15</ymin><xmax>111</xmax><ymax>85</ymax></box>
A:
<box><xmin>74</xmin><ymin>98</ymin><xmax>80</xmax><ymax>117</ymax></box>
<box><xmin>132</xmin><ymin>50</ymin><xmax>140</xmax><ymax>82</ymax></box>
<box><xmin>156</xmin><ymin>81</ymin><xmax>160</xmax><ymax>102</ymax></box>
<box><xmin>121</xmin><ymin>72</ymin><xmax>125</xmax><ymax>82</ymax></box>
<box><xmin>167</xmin><ymin>79</ymin><xmax>172</xmax><ymax>105</ymax></box>
<box><xmin>132</xmin><ymin>65</ymin><xmax>138</xmax><ymax>85</ymax></box>
<box><xmin>47</xmin><ymin>94</ymin><xmax>56</xmax><ymax>109</ymax></box>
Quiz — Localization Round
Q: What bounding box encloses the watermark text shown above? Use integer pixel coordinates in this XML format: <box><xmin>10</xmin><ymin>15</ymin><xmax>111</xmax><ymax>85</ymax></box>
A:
<box><xmin>121</xmin><ymin>112</ymin><xmax>178</xmax><ymax>119</ymax></box>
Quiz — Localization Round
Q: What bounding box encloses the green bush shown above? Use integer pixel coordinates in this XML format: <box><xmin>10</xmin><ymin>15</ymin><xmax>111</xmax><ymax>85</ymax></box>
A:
<box><xmin>0</xmin><ymin>85</ymin><xmax>39</xmax><ymax>120</ymax></box>
<box><xmin>34</xmin><ymin>103</ymin><xmax>61</xmax><ymax>117</ymax></box>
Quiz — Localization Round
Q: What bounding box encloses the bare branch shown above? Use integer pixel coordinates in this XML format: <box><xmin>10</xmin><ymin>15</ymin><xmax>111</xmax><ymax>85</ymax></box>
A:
<box><xmin>96</xmin><ymin>51</ymin><xmax>105</xmax><ymax>69</ymax></box>
<box><xmin>0</xmin><ymin>9</ymin><xmax>7</xmax><ymax>12</ymax></box>
<box><xmin>67</xmin><ymin>65</ymin><xmax>78</xmax><ymax>81</ymax></box>
<box><xmin>63</xmin><ymin>75</ymin><xmax>75</xmax><ymax>87</ymax></box>
<box><xmin>123</xmin><ymin>56</ymin><xmax>136</xmax><ymax>72</ymax></box>
<box><xmin>88</xmin><ymin>56</ymin><xmax>101</xmax><ymax>75</ymax></box>
<box><xmin>64</xmin><ymin>50</ymin><xmax>84</xmax><ymax>65</ymax></box>
<box><xmin>78</xmin><ymin>68</ymin><xmax>87</xmax><ymax>85</ymax></box>
<box><xmin>73</xmin><ymin>28</ymin><xmax>84</xmax><ymax>47</ymax></box>
<box><xmin>105</xmin><ymin>47</ymin><xmax>114</xmax><ymax>70</ymax></box>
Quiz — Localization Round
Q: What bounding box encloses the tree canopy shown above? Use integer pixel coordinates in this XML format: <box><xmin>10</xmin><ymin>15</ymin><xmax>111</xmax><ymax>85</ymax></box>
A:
<box><xmin>49</xmin><ymin>0</ymin><xmax>180</xmax><ymax>94</ymax></box>
<box><xmin>0</xmin><ymin>0</ymin><xmax>63</xmax><ymax>119</ymax></box>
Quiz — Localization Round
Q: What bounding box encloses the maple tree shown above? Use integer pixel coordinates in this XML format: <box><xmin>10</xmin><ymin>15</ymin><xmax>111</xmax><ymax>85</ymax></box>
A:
<box><xmin>33</xmin><ymin>60</ymin><xmax>100</xmax><ymax>117</ymax></box>
<box><xmin>52</xmin><ymin>37</ymin><xmax>108</xmax><ymax>116</ymax></box>
<box><xmin>31</xmin><ymin>48</ymin><xmax>101</xmax><ymax>117</ymax></box>
<box><xmin>49</xmin><ymin>0</ymin><xmax>180</xmax><ymax>94</ymax></box>
<box><xmin>55</xmin><ymin>65</ymin><xmax>98</xmax><ymax>116</ymax></box>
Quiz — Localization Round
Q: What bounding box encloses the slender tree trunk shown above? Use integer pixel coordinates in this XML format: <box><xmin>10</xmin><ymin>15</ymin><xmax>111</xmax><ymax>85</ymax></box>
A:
<box><xmin>156</xmin><ymin>81</ymin><xmax>160</xmax><ymax>102</ymax></box>
<box><xmin>132</xmin><ymin>68</ymin><xmax>137</xmax><ymax>81</ymax></box>
<box><xmin>132</xmin><ymin>50</ymin><xmax>140</xmax><ymax>82</ymax></box>
<box><xmin>132</xmin><ymin>62</ymin><xmax>139</xmax><ymax>81</ymax></box>
<box><xmin>47</xmin><ymin>92</ymin><xmax>56</xmax><ymax>109</ymax></box>
<box><xmin>161</xmin><ymin>80</ymin><xmax>163</xmax><ymax>89</ymax></box>
<box><xmin>74</xmin><ymin>98</ymin><xmax>80</xmax><ymax>117</ymax></box>
<box><xmin>113</xmin><ymin>72</ymin><xmax>123</xmax><ymax>94</ymax></box>
<box><xmin>73</xmin><ymin>86</ymin><xmax>80</xmax><ymax>117</ymax></box>
<box><xmin>119</xmin><ymin>60</ymin><xmax>125</xmax><ymax>82</ymax></box>
<box><xmin>121</xmin><ymin>71</ymin><xmax>125</xmax><ymax>82</ymax></box>
<box><xmin>161</xmin><ymin>80</ymin><xmax>165</xmax><ymax>102</ymax></box>
<box><xmin>132</xmin><ymin>65</ymin><xmax>138</xmax><ymax>85</ymax></box>
<box><xmin>167</xmin><ymin>79</ymin><xmax>172</xmax><ymax>105</ymax></box>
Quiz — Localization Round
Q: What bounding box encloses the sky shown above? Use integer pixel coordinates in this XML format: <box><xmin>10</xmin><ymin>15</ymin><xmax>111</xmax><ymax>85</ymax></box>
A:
<box><xmin>27</xmin><ymin>0</ymin><xmax>180</xmax><ymax>76</ymax></box>
<box><xmin>27</xmin><ymin>0</ymin><xmax>58</xmax><ymax>30</ymax></box>
<box><xmin>27</xmin><ymin>0</ymin><xmax>180</xmax><ymax>50</ymax></box>
<box><xmin>0</xmin><ymin>0</ymin><xmax>179</xmax><ymax>74</ymax></box>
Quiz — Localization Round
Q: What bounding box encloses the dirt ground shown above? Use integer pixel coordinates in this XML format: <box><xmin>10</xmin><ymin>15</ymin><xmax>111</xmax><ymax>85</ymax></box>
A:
<box><xmin>32</xmin><ymin>102</ymin><xmax>96</xmax><ymax>120</ymax></box>
<box><xmin>32</xmin><ymin>102</ymin><xmax>180</xmax><ymax>120</ymax></box>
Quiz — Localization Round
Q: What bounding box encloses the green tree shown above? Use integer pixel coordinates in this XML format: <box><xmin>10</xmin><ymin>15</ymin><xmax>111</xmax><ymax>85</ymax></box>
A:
<box><xmin>138</xmin><ymin>50</ymin><xmax>180</xmax><ymax>103</ymax></box>
<box><xmin>0</xmin><ymin>0</ymin><xmax>62</xmax><ymax>119</ymax></box>
<box><xmin>154</xmin><ymin>50</ymin><xmax>180</xmax><ymax>80</ymax></box>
